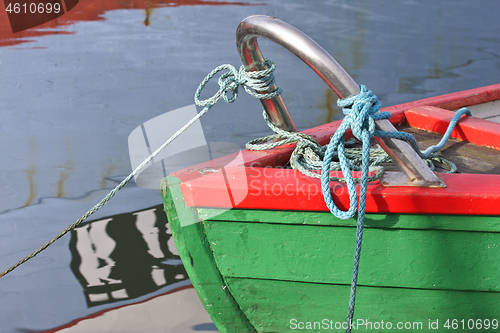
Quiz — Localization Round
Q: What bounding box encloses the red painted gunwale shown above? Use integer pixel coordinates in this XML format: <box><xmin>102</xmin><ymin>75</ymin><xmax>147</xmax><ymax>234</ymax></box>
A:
<box><xmin>170</xmin><ymin>84</ymin><xmax>500</xmax><ymax>215</ymax></box>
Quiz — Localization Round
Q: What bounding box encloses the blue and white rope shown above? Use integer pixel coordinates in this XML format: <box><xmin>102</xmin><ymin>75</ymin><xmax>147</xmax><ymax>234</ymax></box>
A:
<box><xmin>320</xmin><ymin>85</ymin><xmax>470</xmax><ymax>332</ymax></box>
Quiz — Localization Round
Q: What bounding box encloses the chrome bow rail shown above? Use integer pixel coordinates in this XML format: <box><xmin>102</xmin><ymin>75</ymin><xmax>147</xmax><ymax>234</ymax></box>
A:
<box><xmin>236</xmin><ymin>15</ymin><xmax>445</xmax><ymax>187</ymax></box>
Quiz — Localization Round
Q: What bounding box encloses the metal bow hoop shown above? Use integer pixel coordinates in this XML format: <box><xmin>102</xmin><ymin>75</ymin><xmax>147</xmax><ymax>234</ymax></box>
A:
<box><xmin>236</xmin><ymin>15</ymin><xmax>445</xmax><ymax>188</ymax></box>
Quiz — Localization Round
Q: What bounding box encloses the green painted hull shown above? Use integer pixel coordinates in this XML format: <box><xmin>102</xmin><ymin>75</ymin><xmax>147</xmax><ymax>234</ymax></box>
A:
<box><xmin>162</xmin><ymin>177</ymin><xmax>500</xmax><ymax>332</ymax></box>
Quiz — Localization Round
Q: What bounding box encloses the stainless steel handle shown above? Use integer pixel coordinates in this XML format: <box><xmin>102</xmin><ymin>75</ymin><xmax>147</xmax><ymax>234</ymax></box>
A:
<box><xmin>236</xmin><ymin>15</ymin><xmax>445</xmax><ymax>187</ymax></box>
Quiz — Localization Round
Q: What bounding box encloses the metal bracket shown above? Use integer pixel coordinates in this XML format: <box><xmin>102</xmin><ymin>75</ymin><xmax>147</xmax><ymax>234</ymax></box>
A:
<box><xmin>380</xmin><ymin>171</ymin><xmax>446</xmax><ymax>187</ymax></box>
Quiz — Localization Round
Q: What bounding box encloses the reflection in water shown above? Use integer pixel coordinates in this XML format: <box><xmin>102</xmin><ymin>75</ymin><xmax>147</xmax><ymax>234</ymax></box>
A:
<box><xmin>144</xmin><ymin>4</ymin><xmax>153</xmax><ymax>26</ymax></box>
<box><xmin>57</xmin><ymin>141</ymin><xmax>74</xmax><ymax>198</ymax></box>
<box><xmin>24</xmin><ymin>165</ymin><xmax>37</xmax><ymax>206</ymax></box>
<box><xmin>318</xmin><ymin>89</ymin><xmax>340</xmax><ymax>124</ymax></box>
<box><xmin>398</xmin><ymin>59</ymin><xmax>473</xmax><ymax>94</ymax></box>
<box><xmin>329</xmin><ymin>2</ymin><xmax>367</xmax><ymax>76</ymax></box>
<box><xmin>69</xmin><ymin>205</ymin><xmax>187</xmax><ymax>307</ymax></box>
<box><xmin>34</xmin><ymin>285</ymin><xmax>217</xmax><ymax>333</ymax></box>
<box><xmin>0</xmin><ymin>0</ymin><xmax>255</xmax><ymax>48</ymax></box>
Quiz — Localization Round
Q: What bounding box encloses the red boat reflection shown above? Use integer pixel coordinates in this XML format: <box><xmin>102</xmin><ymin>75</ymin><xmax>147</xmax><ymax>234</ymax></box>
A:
<box><xmin>0</xmin><ymin>0</ymin><xmax>256</xmax><ymax>47</ymax></box>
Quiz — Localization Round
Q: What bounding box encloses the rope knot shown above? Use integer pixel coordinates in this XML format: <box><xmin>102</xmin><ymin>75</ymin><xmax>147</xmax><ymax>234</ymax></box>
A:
<box><xmin>337</xmin><ymin>85</ymin><xmax>382</xmax><ymax>140</ymax></box>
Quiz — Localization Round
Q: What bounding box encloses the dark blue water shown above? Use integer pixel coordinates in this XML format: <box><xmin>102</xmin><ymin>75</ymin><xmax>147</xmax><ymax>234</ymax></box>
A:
<box><xmin>0</xmin><ymin>0</ymin><xmax>499</xmax><ymax>332</ymax></box>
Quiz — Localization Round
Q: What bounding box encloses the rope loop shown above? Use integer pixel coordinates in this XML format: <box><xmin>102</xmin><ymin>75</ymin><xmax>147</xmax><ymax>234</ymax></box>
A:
<box><xmin>375</xmin><ymin>107</ymin><xmax>472</xmax><ymax>160</ymax></box>
<box><xmin>194</xmin><ymin>63</ymin><xmax>240</xmax><ymax>107</ymax></box>
<box><xmin>194</xmin><ymin>59</ymin><xmax>282</xmax><ymax>111</ymax></box>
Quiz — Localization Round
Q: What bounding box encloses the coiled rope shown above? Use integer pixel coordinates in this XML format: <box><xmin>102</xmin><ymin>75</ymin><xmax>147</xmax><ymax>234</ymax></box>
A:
<box><xmin>0</xmin><ymin>59</ymin><xmax>282</xmax><ymax>279</ymax></box>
